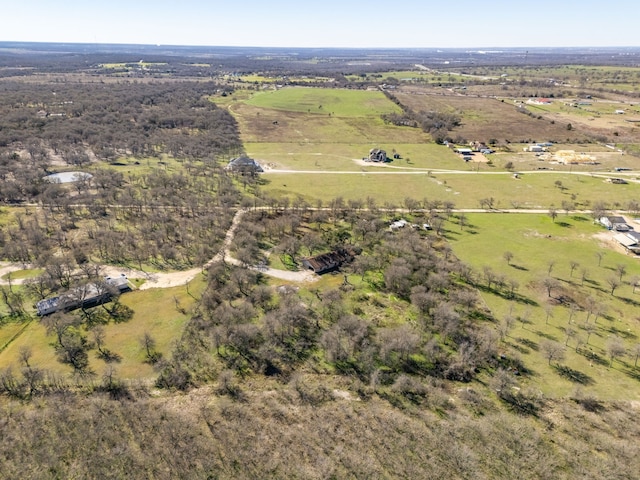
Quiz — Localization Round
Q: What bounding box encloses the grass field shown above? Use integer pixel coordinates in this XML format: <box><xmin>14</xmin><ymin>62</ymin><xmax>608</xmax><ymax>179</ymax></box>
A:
<box><xmin>244</xmin><ymin>87</ymin><xmax>401</xmax><ymax>117</ymax></box>
<box><xmin>247</xmin><ymin>143</ymin><xmax>461</xmax><ymax>170</ymax></box>
<box><xmin>1</xmin><ymin>269</ymin><xmax>44</xmax><ymax>281</ymax></box>
<box><xmin>0</xmin><ymin>275</ymin><xmax>206</xmax><ymax>380</ymax></box>
<box><xmin>232</xmin><ymin>102</ymin><xmax>430</xmax><ymax>145</ymax></box>
<box><xmin>448</xmin><ymin>212</ymin><xmax>640</xmax><ymax>400</ymax></box>
<box><xmin>261</xmin><ymin>169</ymin><xmax>640</xmax><ymax>208</ymax></box>
<box><xmin>394</xmin><ymin>91</ymin><xmax>590</xmax><ymax>143</ymax></box>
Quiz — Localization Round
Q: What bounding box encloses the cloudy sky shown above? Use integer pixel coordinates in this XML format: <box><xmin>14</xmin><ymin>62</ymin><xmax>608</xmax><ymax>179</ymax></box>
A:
<box><xmin>2</xmin><ymin>0</ymin><xmax>638</xmax><ymax>48</ymax></box>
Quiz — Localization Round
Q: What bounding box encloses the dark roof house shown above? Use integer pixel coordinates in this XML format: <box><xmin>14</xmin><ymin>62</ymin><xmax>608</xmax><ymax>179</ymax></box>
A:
<box><xmin>368</xmin><ymin>148</ymin><xmax>387</xmax><ymax>163</ymax></box>
<box><xmin>227</xmin><ymin>156</ymin><xmax>263</xmax><ymax>173</ymax></box>
<box><xmin>302</xmin><ymin>247</ymin><xmax>360</xmax><ymax>275</ymax></box>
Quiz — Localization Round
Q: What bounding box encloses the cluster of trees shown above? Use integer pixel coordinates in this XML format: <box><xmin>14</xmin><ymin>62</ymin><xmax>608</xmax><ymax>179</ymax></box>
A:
<box><xmin>0</xmin><ymin>81</ymin><xmax>242</xmax><ymax>162</ymax></box>
<box><xmin>156</xmin><ymin>208</ymin><xmax>503</xmax><ymax>394</ymax></box>
<box><xmin>0</xmin><ymin>163</ymin><xmax>240</xmax><ymax>271</ymax></box>
<box><xmin>381</xmin><ymin>91</ymin><xmax>461</xmax><ymax>142</ymax></box>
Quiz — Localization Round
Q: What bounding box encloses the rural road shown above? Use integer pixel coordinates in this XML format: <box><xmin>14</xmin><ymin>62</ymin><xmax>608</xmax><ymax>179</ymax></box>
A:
<box><xmin>0</xmin><ymin>203</ymin><xmax>634</xmax><ymax>290</ymax></box>
<box><xmin>0</xmin><ymin>208</ymin><xmax>319</xmax><ymax>290</ymax></box>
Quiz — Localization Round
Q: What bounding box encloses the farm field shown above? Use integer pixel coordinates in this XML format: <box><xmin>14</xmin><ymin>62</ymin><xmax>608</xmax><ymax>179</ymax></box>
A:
<box><xmin>221</xmin><ymin>85</ymin><xmax>640</xmax><ymax>207</ymax></box>
<box><xmin>230</xmin><ymin>100</ymin><xmax>429</xmax><ymax>145</ymax></box>
<box><xmin>261</xmin><ymin>169</ymin><xmax>640</xmax><ymax>208</ymax></box>
<box><xmin>244</xmin><ymin>87</ymin><xmax>401</xmax><ymax>117</ymax></box>
<box><xmin>448</xmin><ymin>212</ymin><xmax>640</xmax><ymax>400</ymax></box>
<box><xmin>394</xmin><ymin>90</ymin><xmax>590</xmax><ymax>143</ymax></box>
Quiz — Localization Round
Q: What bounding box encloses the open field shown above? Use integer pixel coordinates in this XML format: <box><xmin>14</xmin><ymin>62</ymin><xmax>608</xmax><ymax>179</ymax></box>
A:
<box><xmin>394</xmin><ymin>90</ymin><xmax>590</xmax><ymax>143</ymax></box>
<box><xmin>261</xmin><ymin>170</ymin><xmax>640</xmax><ymax>208</ymax></box>
<box><xmin>230</xmin><ymin>101</ymin><xmax>429</xmax><ymax>145</ymax></box>
<box><xmin>244</xmin><ymin>87</ymin><xmax>401</xmax><ymax>117</ymax></box>
<box><xmin>247</xmin><ymin>142</ymin><xmax>461</xmax><ymax>170</ymax></box>
<box><xmin>0</xmin><ymin>276</ymin><xmax>205</xmax><ymax>380</ymax></box>
<box><xmin>448</xmin><ymin>212</ymin><xmax>640</xmax><ymax>400</ymax></box>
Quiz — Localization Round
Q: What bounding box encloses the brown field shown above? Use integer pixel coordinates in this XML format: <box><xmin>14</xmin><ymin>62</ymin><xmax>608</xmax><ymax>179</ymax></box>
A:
<box><xmin>394</xmin><ymin>89</ymin><xmax>591</xmax><ymax>143</ymax></box>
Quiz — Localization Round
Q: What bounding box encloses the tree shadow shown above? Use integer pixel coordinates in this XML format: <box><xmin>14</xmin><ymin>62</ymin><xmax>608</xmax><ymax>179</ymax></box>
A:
<box><xmin>516</xmin><ymin>337</ymin><xmax>539</xmax><ymax>351</ymax></box>
<box><xmin>618</xmin><ymin>296</ymin><xmax>640</xmax><ymax>307</ymax></box>
<box><xmin>476</xmin><ymin>284</ymin><xmax>538</xmax><ymax>306</ymax></box>
<box><xmin>535</xmin><ymin>330</ymin><xmax>559</xmax><ymax>341</ymax></box>
<box><xmin>507</xmin><ymin>341</ymin><xmax>530</xmax><ymax>354</ymax></box>
<box><xmin>580</xmin><ymin>348</ymin><xmax>609</xmax><ymax>366</ymax></box>
<box><xmin>625</xmin><ymin>368</ymin><xmax>640</xmax><ymax>382</ymax></box>
<box><xmin>571</xmin><ymin>215</ymin><xmax>590</xmax><ymax>222</ymax></box>
<box><xmin>554</xmin><ymin>364</ymin><xmax>594</xmax><ymax>385</ymax></box>
<box><xmin>605</xmin><ymin>325</ymin><xmax>637</xmax><ymax>340</ymax></box>
<box><xmin>510</xmin><ymin>264</ymin><xmax>529</xmax><ymax>271</ymax></box>
<box><xmin>98</xmin><ymin>349</ymin><xmax>122</xmax><ymax>363</ymax></box>
<box><xmin>556</xmin><ymin>221</ymin><xmax>572</xmax><ymax>228</ymax></box>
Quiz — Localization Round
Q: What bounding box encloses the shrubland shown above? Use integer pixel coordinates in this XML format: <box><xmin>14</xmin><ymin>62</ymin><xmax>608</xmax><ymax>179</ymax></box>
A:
<box><xmin>1</xmin><ymin>49</ymin><xmax>640</xmax><ymax>478</ymax></box>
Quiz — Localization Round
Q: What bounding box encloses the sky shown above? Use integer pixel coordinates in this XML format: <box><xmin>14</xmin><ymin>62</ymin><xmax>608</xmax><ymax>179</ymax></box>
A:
<box><xmin>2</xmin><ymin>0</ymin><xmax>638</xmax><ymax>49</ymax></box>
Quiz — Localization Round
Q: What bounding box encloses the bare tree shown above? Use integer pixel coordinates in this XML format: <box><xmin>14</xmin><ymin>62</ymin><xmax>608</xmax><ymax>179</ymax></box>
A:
<box><xmin>631</xmin><ymin>344</ymin><xmax>640</xmax><ymax>367</ymax></box>
<box><xmin>569</xmin><ymin>260</ymin><xmax>580</xmax><ymax>278</ymax></box>
<box><xmin>606</xmin><ymin>276</ymin><xmax>621</xmax><ymax>296</ymax></box>
<box><xmin>541</xmin><ymin>340</ymin><xmax>565</xmax><ymax>365</ymax></box>
<box><xmin>18</xmin><ymin>346</ymin><xmax>33</xmax><ymax>368</ymax></box>
<box><xmin>615</xmin><ymin>264</ymin><xmax>627</xmax><ymax>281</ymax></box>
<box><xmin>606</xmin><ymin>337</ymin><xmax>626</xmax><ymax>367</ymax></box>
<box><xmin>542</xmin><ymin>277</ymin><xmax>560</xmax><ymax>298</ymax></box>
<box><xmin>140</xmin><ymin>332</ymin><xmax>161</xmax><ymax>364</ymax></box>
<box><xmin>458</xmin><ymin>213</ymin><xmax>467</xmax><ymax>230</ymax></box>
<box><xmin>544</xmin><ymin>304</ymin><xmax>555</xmax><ymax>324</ymax></box>
<box><xmin>580</xmin><ymin>268</ymin><xmax>589</xmax><ymax>286</ymax></box>
<box><xmin>503</xmin><ymin>251</ymin><xmax>514</xmax><ymax>266</ymax></box>
<box><xmin>582</xmin><ymin>322</ymin><xmax>597</xmax><ymax>344</ymax></box>
<box><xmin>547</xmin><ymin>260</ymin><xmax>556</xmax><ymax>277</ymax></box>
<box><xmin>568</xmin><ymin>303</ymin><xmax>579</xmax><ymax>324</ymax></box>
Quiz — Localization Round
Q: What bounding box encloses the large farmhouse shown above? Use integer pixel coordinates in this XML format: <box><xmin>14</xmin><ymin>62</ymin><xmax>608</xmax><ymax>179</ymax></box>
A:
<box><xmin>367</xmin><ymin>148</ymin><xmax>387</xmax><ymax>162</ymax></box>
<box><xmin>36</xmin><ymin>274</ymin><xmax>132</xmax><ymax>316</ymax></box>
<box><xmin>227</xmin><ymin>156</ymin><xmax>263</xmax><ymax>174</ymax></box>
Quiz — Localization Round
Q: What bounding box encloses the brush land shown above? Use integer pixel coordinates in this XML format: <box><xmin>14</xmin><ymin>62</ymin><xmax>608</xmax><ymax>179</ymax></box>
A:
<box><xmin>1</xmin><ymin>43</ymin><xmax>640</xmax><ymax>478</ymax></box>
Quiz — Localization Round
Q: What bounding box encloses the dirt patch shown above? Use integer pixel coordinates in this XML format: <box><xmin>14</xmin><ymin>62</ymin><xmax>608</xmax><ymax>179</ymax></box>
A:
<box><xmin>592</xmin><ymin>231</ymin><xmax>632</xmax><ymax>256</ymax></box>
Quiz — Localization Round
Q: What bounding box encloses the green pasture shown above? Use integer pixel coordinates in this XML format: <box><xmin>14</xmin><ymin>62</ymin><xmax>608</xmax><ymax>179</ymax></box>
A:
<box><xmin>233</xmin><ymin>102</ymin><xmax>429</xmax><ymax>145</ymax></box>
<box><xmin>261</xmin><ymin>170</ymin><xmax>640</xmax><ymax>208</ymax></box>
<box><xmin>448</xmin><ymin>212</ymin><xmax>640</xmax><ymax>400</ymax></box>
<box><xmin>0</xmin><ymin>276</ymin><xmax>205</xmax><ymax>380</ymax></box>
<box><xmin>247</xmin><ymin>143</ymin><xmax>461</xmax><ymax>171</ymax></box>
<box><xmin>0</xmin><ymin>320</ymin><xmax>30</xmax><ymax>354</ymax></box>
<box><xmin>2</xmin><ymin>269</ymin><xmax>44</xmax><ymax>281</ymax></box>
<box><xmin>529</xmin><ymin>101</ymin><xmax>637</xmax><ymax>117</ymax></box>
<box><xmin>244</xmin><ymin>87</ymin><xmax>401</xmax><ymax>117</ymax></box>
